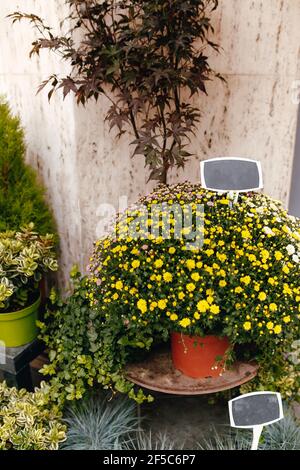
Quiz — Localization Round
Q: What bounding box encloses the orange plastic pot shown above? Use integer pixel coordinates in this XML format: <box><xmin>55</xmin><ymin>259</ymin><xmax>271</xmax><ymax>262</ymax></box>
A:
<box><xmin>171</xmin><ymin>332</ymin><xmax>230</xmax><ymax>378</ymax></box>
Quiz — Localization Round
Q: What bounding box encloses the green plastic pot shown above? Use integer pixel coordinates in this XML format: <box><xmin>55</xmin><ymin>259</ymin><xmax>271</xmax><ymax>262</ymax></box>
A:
<box><xmin>0</xmin><ymin>295</ymin><xmax>41</xmax><ymax>347</ymax></box>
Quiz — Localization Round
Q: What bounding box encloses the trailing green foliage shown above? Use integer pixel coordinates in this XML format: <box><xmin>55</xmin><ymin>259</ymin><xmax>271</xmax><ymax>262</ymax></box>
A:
<box><xmin>0</xmin><ymin>98</ymin><xmax>56</xmax><ymax>234</ymax></box>
<box><xmin>38</xmin><ymin>268</ymin><xmax>153</xmax><ymax>407</ymax></box>
<box><xmin>0</xmin><ymin>381</ymin><xmax>66</xmax><ymax>450</ymax></box>
<box><xmin>240</xmin><ymin>340</ymin><xmax>300</xmax><ymax>402</ymax></box>
<box><xmin>62</xmin><ymin>393</ymin><xmax>139</xmax><ymax>450</ymax></box>
<box><xmin>0</xmin><ymin>223</ymin><xmax>58</xmax><ymax>312</ymax></box>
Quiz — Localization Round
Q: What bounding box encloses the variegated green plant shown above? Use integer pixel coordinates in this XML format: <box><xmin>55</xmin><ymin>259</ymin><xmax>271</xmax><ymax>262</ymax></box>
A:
<box><xmin>0</xmin><ymin>381</ymin><xmax>66</xmax><ymax>450</ymax></box>
<box><xmin>0</xmin><ymin>223</ymin><xmax>58</xmax><ymax>312</ymax></box>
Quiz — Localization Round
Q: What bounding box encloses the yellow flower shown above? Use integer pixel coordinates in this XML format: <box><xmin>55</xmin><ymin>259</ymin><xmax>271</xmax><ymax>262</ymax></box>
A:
<box><xmin>241</xmin><ymin>276</ymin><xmax>251</xmax><ymax>285</ymax></box>
<box><xmin>282</xmin><ymin>265</ymin><xmax>290</xmax><ymax>274</ymax></box>
<box><xmin>169</xmin><ymin>247</ymin><xmax>176</xmax><ymax>254</ymax></box>
<box><xmin>186</xmin><ymin>259</ymin><xmax>195</xmax><ymax>270</ymax></box>
<box><xmin>243</xmin><ymin>322</ymin><xmax>252</xmax><ymax>331</ymax></box>
<box><xmin>269</xmin><ymin>303</ymin><xmax>277</xmax><ymax>312</ymax></box>
<box><xmin>154</xmin><ymin>259</ymin><xmax>163</xmax><ymax>268</ymax></box>
<box><xmin>210</xmin><ymin>305</ymin><xmax>220</xmax><ymax>315</ymax></box>
<box><xmin>283</xmin><ymin>316</ymin><xmax>291</xmax><ymax>323</ymax></box>
<box><xmin>194</xmin><ymin>312</ymin><xmax>200</xmax><ymax>320</ymax></box>
<box><xmin>163</xmin><ymin>272</ymin><xmax>173</xmax><ymax>282</ymax></box>
<box><xmin>258</xmin><ymin>292</ymin><xmax>267</xmax><ymax>301</ymax></box>
<box><xmin>112</xmin><ymin>293</ymin><xmax>119</xmax><ymax>300</ymax></box>
<box><xmin>261</xmin><ymin>249</ymin><xmax>270</xmax><ymax>259</ymax></box>
<box><xmin>186</xmin><ymin>283</ymin><xmax>196</xmax><ymax>292</ymax></box>
<box><xmin>158</xmin><ymin>299</ymin><xmax>167</xmax><ymax>310</ymax></box>
<box><xmin>137</xmin><ymin>299</ymin><xmax>147</xmax><ymax>314</ymax></box>
<box><xmin>219</xmin><ymin>280</ymin><xmax>227</xmax><ymax>288</ymax></box>
<box><xmin>205</xmin><ymin>249</ymin><xmax>214</xmax><ymax>257</ymax></box>
<box><xmin>266</xmin><ymin>321</ymin><xmax>274</xmax><ymax>330</ymax></box>
<box><xmin>191</xmin><ymin>272</ymin><xmax>200</xmax><ymax>282</ymax></box>
<box><xmin>197</xmin><ymin>300</ymin><xmax>210</xmax><ymax>312</ymax></box>
<box><xmin>235</xmin><ymin>286</ymin><xmax>243</xmax><ymax>294</ymax></box>
<box><xmin>217</xmin><ymin>253</ymin><xmax>227</xmax><ymax>262</ymax></box>
<box><xmin>115</xmin><ymin>280</ymin><xmax>123</xmax><ymax>290</ymax></box>
<box><xmin>275</xmin><ymin>251</ymin><xmax>283</xmax><ymax>261</ymax></box>
<box><xmin>219</xmin><ymin>198</ymin><xmax>229</xmax><ymax>205</ymax></box>
<box><xmin>170</xmin><ymin>313</ymin><xmax>178</xmax><ymax>321</ymax></box>
<box><xmin>130</xmin><ymin>287</ymin><xmax>137</xmax><ymax>295</ymax></box>
<box><xmin>241</xmin><ymin>230</ymin><xmax>251</xmax><ymax>239</ymax></box>
<box><xmin>132</xmin><ymin>260</ymin><xmax>140</xmax><ymax>269</ymax></box>
<box><xmin>179</xmin><ymin>318</ymin><xmax>191</xmax><ymax>328</ymax></box>
<box><xmin>273</xmin><ymin>325</ymin><xmax>282</xmax><ymax>334</ymax></box>
<box><xmin>178</xmin><ymin>292</ymin><xmax>185</xmax><ymax>300</ymax></box>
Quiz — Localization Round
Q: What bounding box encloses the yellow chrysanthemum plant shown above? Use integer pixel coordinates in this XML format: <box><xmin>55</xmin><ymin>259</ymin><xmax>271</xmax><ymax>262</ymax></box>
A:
<box><xmin>88</xmin><ymin>183</ymin><xmax>300</xmax><ymax>402</ymax></box>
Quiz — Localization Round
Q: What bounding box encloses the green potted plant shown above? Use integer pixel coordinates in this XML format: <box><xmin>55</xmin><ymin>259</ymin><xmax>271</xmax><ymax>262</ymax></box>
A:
<box><xmin>88</xmin><ymin>183</ymin><xmax>300</xmax><ymax>385</ymax></box>
<box><xmin>0</xmin><ymin>98</ymin><xmax>56</xmax><ymax>235</ymax></box>
<box><xmin>0</xmin><ymin>224</ymin><xmax>58</xmax><ymax>347</ymax></box>
<box><xmin>37</xmin><ymin>183</ymin><xmax>299</xmax><ymax>406</ymax></box>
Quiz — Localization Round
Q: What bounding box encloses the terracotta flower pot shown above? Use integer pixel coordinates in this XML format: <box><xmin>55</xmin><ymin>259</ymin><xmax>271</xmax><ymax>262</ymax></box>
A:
<box><xmin>171</xmin><ymin>332</ymin><xmax>230</xmax><ymax>378</ymax></box>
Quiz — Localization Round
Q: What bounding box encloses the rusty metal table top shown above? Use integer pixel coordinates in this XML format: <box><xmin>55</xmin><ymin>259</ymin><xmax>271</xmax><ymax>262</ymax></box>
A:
<box><xmin>125</xmin><ymin>348</ymin><xmax>258</xmax><ymax>396</ymax></box>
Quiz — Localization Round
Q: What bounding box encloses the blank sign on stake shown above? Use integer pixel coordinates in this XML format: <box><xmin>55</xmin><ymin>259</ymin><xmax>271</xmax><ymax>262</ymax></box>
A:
<box><xmin>228</xmin><ymin>391</ymin><xmax>284</xmax><ymax>450</ymax></box>
<box><xmin>200</xmin><ymin>157</ymin><xmax>263</xmax><ymax>193</ymax></box>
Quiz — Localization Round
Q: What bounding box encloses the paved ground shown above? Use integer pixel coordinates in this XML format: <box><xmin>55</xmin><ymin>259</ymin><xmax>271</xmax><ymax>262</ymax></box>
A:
<box><xmin>140</xmin><ymin>392</ymin><xmax>230</xmax><ymax>449</ymax></box>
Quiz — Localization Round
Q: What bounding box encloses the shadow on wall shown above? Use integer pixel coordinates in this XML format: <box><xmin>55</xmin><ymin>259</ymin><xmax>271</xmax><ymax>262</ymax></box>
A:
<box><xmin>289</xmin><ymin>106</ymin><xmax>300</xmax><ymax>217</ymax></box>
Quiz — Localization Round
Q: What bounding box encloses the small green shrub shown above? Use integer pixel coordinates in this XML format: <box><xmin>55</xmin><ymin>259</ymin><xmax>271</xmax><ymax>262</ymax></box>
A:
<box><xmin>0</xmin><ymin>98</ymin><xmax>56</xmax><ymax>235</ymax></box>
<box><xmin>0</xmin><ymin>223</ymin><xmax>58</xmax><ymax>312</ymax></box>
<box><xmin>0</xmin><ymin>381</ymin><xmax>66</xmax><ymax>450</ymax></box>
<box><xmin>38</xmin><ymin>268</ymin><xmax>153</xmax><ymax>407</ymax></box>
<box><xmin>240</xmin><ymin>340</ymin><xmax>300</xmax><ymax>402</ymax></box>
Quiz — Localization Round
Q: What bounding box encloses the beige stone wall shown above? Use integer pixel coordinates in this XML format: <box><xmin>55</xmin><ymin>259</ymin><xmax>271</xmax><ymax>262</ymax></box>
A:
<box><xmin>0</xmin><ymin>0</ymin><xmax>300</xmax><ymax>283</ymax></box>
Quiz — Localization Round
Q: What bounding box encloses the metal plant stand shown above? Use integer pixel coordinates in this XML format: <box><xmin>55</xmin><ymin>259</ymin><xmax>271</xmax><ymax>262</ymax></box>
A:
<box><xmin>125</xmin><ymin>347</ymin><xmax>258</xmax><ymax>396</ymax></box>
<box><xmin>125</xmin><ymin>346</ymin><xmax>258</xmax><ymax>428</ymax></box>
